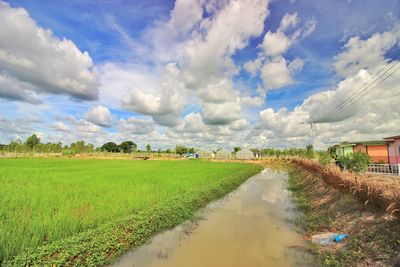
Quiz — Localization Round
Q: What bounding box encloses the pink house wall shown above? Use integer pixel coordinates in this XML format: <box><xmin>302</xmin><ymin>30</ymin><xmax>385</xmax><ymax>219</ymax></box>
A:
<box><xmin>388</xmin><ymin>139</ymin><xmax>400</xmax><ymax>164</ymax></box>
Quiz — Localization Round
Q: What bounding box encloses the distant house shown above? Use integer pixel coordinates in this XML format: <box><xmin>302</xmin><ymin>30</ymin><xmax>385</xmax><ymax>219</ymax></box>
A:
<box><xmin>196</xmin><ymin>149</ymin><xmax>213</xmax><ymax>159</ymax></box>
<box><xmin>235</xmin><ymin>149</ymin><xmax>254</xmax><ymax>160</ymax></box>
<box><xmin>215</xmin><ymin>149</ymin><xmax>232</xmax><ymax>159</ymax></box>
<box><xmin>330</xmin><ymin>139</ymin><xmax>393</xmax><ymax>164</ymax></box>
<box><xmin>353</xmin><ymin>141</ymin><xmax>389</xmax><ymax>163</ymax></box>
<box><xmin>331</xmin><ymin>143</ymin><xmax>355</xmax><ymax>157</ymax></box>
<box><xmin>383</xmin><ymin>135</ymin><xmax>400</xmax><ymax>164</ymax></box>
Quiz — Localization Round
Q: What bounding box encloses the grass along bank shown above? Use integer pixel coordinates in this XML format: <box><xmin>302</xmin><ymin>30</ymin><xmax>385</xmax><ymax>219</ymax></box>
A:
<box><xmin>292</xmin><ymin>158</ymin><xmax>400</xmax><ymax>215</ymax></box>
<box><xmin>0</xmin><ymin>159</ymin><xmax>262</xmax><ymax>265</ymax></box>
<box><xmin>288</xmin><ymin>167</ymin><xmax>400</xmax><ymax>266</ymax></box>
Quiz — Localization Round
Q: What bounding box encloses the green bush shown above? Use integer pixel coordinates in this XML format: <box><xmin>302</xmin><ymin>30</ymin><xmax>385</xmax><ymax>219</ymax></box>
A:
<box><xmin>318</xmin><ymin>151</ymin><xmax>333</xmax><ymax>166</ymax></box>
<box><xmin>306</xmin><ymin>144</ymin><xmax>314</xmax><ymax>159</ymax></box>
<box><xmin>338</xmin><ymin>152</ymin><xmax>371</xmax><ymax>173</ymax></box>
<box><xmin>61</xmin><ymin>150</ymin><xmax>75</xmax><ymax>158</ymax></box>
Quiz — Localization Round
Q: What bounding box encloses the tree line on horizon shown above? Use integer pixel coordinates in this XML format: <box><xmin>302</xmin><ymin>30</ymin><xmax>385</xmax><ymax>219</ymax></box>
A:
<box><xmin>0</xmin><ymin>134</ymin><xmax>316</xmax><ymax>157</ymax></box>
<box><xmin>0</xmin><ymin>134</ymin><xmax>197</xmax><ymax>155</ymax></box>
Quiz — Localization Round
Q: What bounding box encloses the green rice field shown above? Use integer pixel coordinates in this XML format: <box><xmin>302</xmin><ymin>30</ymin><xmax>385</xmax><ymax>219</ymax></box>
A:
<box><xmin>0</xmin><ymin>158</ymin><xmax>261</xmax><ymax>265</ymax></box>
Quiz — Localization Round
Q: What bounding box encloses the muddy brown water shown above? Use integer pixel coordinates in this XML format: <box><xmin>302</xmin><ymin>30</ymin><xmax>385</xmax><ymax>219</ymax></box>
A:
<box><xmin>112</xmin><ymin>169</ymin><xmax>315</xmax><ymax>267</ymax></box>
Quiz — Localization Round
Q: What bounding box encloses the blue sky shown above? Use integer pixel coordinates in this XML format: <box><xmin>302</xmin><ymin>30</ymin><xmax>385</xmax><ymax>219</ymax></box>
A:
<box><xmin>1</xmin><ymin>0</ymin><xmax>399</xmax><ymax>149</ymax></box>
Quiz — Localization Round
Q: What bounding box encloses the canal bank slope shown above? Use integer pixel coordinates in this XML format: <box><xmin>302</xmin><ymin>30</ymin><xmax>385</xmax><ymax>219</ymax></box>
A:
<box><xmin>288</xmin><ymin>161</ymin><xmax>400</xmax><ymax>266</ymax></box>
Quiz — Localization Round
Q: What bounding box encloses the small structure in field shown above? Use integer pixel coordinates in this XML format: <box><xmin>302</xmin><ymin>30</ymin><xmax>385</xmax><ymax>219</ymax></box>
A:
<box><xmin>196</xmin><ymin>149</ymin><xmax>213</xmax><ymax>159</ymax></box>
<box><xmin>235</xmin><ymin>149</ymin><xmax>254</xmax><ymax>160</ymax></box>
<box><xmin>215</xmin><ymin>149</ymin><xmax>232</xmax><ymax>159</ymax></box>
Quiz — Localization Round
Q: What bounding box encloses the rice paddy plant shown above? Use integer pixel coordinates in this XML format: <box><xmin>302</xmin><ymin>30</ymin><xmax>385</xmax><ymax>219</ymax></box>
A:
<box><xmin>0</xmin><ymin>158</ymin><xmax>261</xmax><ymax>263</ymax></box>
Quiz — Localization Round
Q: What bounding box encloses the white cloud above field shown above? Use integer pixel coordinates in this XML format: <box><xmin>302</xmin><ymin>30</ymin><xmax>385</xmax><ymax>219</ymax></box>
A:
<box><xmin>116</xmin><ymin>0</ymin><xmax>270</xmax><ymax>127</ymax></box>
<box><xmin>84</xmin><ymin>105</ymin><xmax>113</xmax><ymax>127</ymax></box>
<box><xmin>334</xmin><ymin>29</ymin><xmax>399</xmax><ymax>77</ymax></box>
<box><xmin>51</xmin><ymin>122</ymin><xmax>70</xmax><ymax>132</ymax></box>
<box><xmin>0</xmin><ymin>1</ymin><xmax>99</xmax><ymax>102</ymax></box>
<box><xmin>245</xmin><ymin>12</ymin><xmax>316</xmax><ymax>93</ymax></box>
<box><xmin>118</xmin><ymin>117</ymin><xmax>155</xmax><ymax>135</ymax></box>
<box><xmin>67</xmin><ymin>115</ymin><xmax>103</xmax><ymax>134</ymax></box>
<box><xmin>254</xmin><ymin>24</ymin><xmax>400</xmax><ymax>148</ymax></box>
<box><xmin>0</xmin><ymin>115</ymin><xmax>33</xmax><ymax>135</ymax></box>
<box><xmin>0</xmin><ymin>0</ymin><xmax>399</xmax><ymax>150</ymax></box>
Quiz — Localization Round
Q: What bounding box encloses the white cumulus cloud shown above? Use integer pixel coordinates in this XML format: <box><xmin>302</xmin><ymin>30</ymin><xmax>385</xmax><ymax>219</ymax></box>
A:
<box><xmin>0</xmin><ymin>1</ymin><xmax>99</xmax><ymax>103</ymax></box>
<box><xmin>51</xmin><ymin>122</ymin><xmax>70</xmax><ymax>132</ymax></box>
<box><xmin>118</xmin><ymin>117</ymin><xmax>155</xmax><ymax>135</ymax></box>
<box><xmin>84</xmin><ymin>105</ymin><xmax>113</xmax><ymax>127</ymax></box>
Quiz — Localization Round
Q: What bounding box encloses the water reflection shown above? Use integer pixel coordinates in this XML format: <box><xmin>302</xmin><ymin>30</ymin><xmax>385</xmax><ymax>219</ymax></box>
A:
<box><xmin>112</xmin><ymin>169</ymin><xmax>314</xmax><ymax>267</ymax></box>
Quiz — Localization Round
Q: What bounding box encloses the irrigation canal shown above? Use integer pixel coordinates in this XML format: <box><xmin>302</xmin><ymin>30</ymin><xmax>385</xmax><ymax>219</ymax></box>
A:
<box><xmin>112</xmin><ymin>169</ymin><xmax>315</xmax><ymax>267</ymax></box>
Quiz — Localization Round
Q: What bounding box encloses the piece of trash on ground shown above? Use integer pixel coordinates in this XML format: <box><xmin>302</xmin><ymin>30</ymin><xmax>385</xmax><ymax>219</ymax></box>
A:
<box><xmin>334</xmin><ymin>234</ymin><xmax>348</xmax><ymax>243</ymax></box>
<box><xmin>311</xmin><ymin>232</ymin><xmax>348</xmax><ymax>246</ymax></box>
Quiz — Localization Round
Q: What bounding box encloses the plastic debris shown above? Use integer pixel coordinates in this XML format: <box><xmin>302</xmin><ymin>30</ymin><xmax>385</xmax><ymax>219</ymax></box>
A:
<box><xmin>311</xmin><ymin>233</ymin><xmax>337</xmax><ymax>245</ymax></box>
<box><xmin>311</xmin><ymin>232</ymin><xmax>349</xmax><ymax>246</ymax></box>
<box><xmin>334</xmin><ymin>234</ymin><xmax>348</xmax><ymax>243</ymax></box>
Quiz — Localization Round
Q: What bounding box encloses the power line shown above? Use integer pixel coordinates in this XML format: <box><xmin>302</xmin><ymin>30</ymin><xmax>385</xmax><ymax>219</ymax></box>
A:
<box><xmin>314</xmin><ymin>56</ymin><xmax>400</xmax><ymax>123</ymax></box>
<box><xmin>313</xmin><ymin>52</ymin><xmax>400</xmax><ymax>123</ymax></box>
<box><xmin>319</xmin><ymin>61</ymin><xmax>400</xmax><ymax>123</ymax></box>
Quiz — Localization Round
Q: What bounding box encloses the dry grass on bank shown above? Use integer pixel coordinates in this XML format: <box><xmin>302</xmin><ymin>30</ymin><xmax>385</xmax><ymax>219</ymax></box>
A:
<box><xmin>289</xmin><ymin>168</ymin><xmax>400</xmax><ymax>266</ymax></box>
<box><xmin>292</xmin><ymin>158</ymin><xmax>400</xmax><ymax>217</ymax></box>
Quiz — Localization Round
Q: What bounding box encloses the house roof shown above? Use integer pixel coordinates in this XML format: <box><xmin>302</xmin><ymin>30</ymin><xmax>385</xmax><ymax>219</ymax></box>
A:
<box><xmin>333</xmin><ymin>142</ymin><xmax>356</xmax><ymax>147</ymax></box>
<box><xmin>352</xmin><ymin>140</ymin><xmax>388</xmax><ymax>146</ymax></box>
<box><xmin>236</xmin><ymin>149</ymin><xmax>254</xmax><ymax>155</ymax></box>
<box><xmin>216</xmin><ymin>149</ymin><xmax>232</xmax><ymax>154</ymax></box>
<box><xmin>383</xmin><ymin>135</ymin><xmax>400</xmax><ymax>140</ymax></box>
<box><xmin>196</xmin><ymin>149</ymin><xmax>212</xmax><ymax>153</ymax></box>
<box><xmin>330</xmin><ymin>136</ymin><xmax>399</xmax><ymax>148</ymax></box>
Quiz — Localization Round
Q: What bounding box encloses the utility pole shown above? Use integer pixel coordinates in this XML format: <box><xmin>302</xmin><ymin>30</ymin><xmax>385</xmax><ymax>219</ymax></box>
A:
<box><xmin>309</xmin><ymin>122</ymin><xmax>316</xmax><ymax>157</ymax></box>
<box><xmin>310</xmin><ymin>122</ymin><xmax>315</xmax><ymax>149</ymax></box>
<box><xmin>259</xmin><ymin>134</ymin><xmax>267</xmax><ymax>159</ymax></box>
<box><xmin>263</xmin><ymin>135</ymin><xmax>267</xmax><ymax>159</ymax></box>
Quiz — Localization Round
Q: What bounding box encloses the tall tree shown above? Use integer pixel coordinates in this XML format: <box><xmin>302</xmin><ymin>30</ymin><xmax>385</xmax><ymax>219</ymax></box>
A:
<box><xmin>234</xmin><ymin>147</ymin><xmax>241</xmax><ymax>153</ymax></box>
<box><xmin>119</xmin><ymin>141</ymin><xmax>137</xmax><ymax>153</ymax></box>
<box><xmin>175</xmin><ymin>145</ymin><xmax>187</xmax><ymax>155</ymax></box>
<box><xmin>306</xmin><ymin>144</ymin><xmax>314</xmax><ymax>158</ymax></box>
<box><xmin>101</xmin><ymin>142</ymin><xmax>119</xmax><ymax>153</ymax></box>
<box><xmin>25</xmin><ymin>134</ymin><xmax>40</xmax><ymax>150</ymax></box>
<box><xmin>146</xmin><ymin>144</ymin><xmax>151</xmax><ymax>152</ymax></box>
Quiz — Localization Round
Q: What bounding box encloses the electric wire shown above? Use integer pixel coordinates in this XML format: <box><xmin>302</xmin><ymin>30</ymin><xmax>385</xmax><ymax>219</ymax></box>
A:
<box><xmin>316</xmin><ymin>60</ymin><xmax>400</xmax><ymax>123</ymax></box>
<box><xmin>313</xmin><ymin>52</ymin><xmax>400</xmax><ymax>123</ymax></box>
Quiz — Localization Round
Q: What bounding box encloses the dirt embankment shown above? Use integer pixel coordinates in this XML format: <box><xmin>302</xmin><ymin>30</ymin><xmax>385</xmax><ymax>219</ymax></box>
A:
<box><xmin>288</xmin><ymin>159</ymin><xmax>400</xmax><ymax>266</ymax></box>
